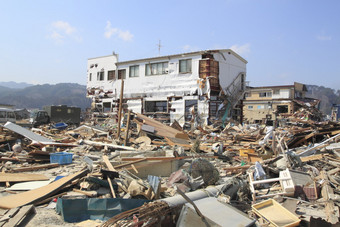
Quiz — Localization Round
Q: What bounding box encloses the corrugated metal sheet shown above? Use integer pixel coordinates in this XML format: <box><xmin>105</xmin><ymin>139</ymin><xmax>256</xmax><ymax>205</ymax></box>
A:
<box><xmin>177</xmin><ymin>197</ymin><xmax>256</xmax><ymax>227</ymax></box>
<box><xmin>4</xmin><ymin>122</ymin><xmax>53</xmax><ymax>143</ymax></box>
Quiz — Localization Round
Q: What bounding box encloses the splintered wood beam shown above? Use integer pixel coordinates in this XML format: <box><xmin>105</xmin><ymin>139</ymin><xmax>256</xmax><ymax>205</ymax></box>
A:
<box><xmin>124</xmin><ymin>110</ymin><xmax>131</xmax><ymax>146</ymax></box>
<box><xmin>116</xmin><ymin>80</ymin><xmax>124</xmax><ymax>140</ymax></box>
<box><xmin>11</xmin><ymin>164</ymin><xmax>60</xmax><ymax>173</ymax></box>
<box><xmin>321</xmin><ymin>170</ymin><xmax>339</xmax><ymax>224</ymax></box>
<box><xmin>103</xmin><ymin>155</ymin><xmax>117</xmax><ymax>198</ymax></box>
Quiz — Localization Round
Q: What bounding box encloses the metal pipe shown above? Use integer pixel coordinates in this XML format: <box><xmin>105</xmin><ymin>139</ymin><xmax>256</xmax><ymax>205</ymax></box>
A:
<box><xmin>298</xmin><ymin>132</ymin><xmax>340</xmax><ymax>157</ymax></box>
<box><xmin>160</xmin><ymin>184</ymin><xmax>224</xmax><ymax>208</ymax></box>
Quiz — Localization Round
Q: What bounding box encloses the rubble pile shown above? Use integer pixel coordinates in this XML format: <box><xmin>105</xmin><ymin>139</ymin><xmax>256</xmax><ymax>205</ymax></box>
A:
<box><xmin>1</xmin><ymin>111</ymin><xmax>340</xmax><ymax>227</ymax></box>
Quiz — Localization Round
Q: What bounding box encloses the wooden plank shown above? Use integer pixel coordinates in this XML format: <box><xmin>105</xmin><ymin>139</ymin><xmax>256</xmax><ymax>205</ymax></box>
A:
<box><xmin>0</xmin><ymin>169</ymin><xmax>88</xmax><ymax>209</ymax></box>
<box><xmin>113</xmin><ymin>158</ymin><xmax>147</xmax><ymax>169</ymax></box>
<box><xmin>102</xmin><ymin>155</ymin><xmax>117</xmax><ymax>171</ymax></box>
<box><xmin>73</xmin><ymin>189</ymin><xmax>97</xmax><ymax>197</ymax></box>
<box><xmin>123</xmin><ymin>110</ymin><xmax>131</xmax><ymax>146</ymax></box>
<box><xmin>164</xmin><ymin>137</ymin><xmax>191</xmax><ymax>148</ymax></box>
<box><xmin>83</xmin><ymin>140</ymin><xmax>135</xmax><ymax>151</ymax></box>
<box><xmin>34</xmin><ymin>192</ymin><xmax>67</xmax><ymax>206</ymax></box>
<box><xmin>121</xmin><ymin>156</ymin><xmax>218</xmax><ymax>161</ymax></box>
<box><xmin>107</xmin><ymin>178</ymin><xmax>116</xmax><ymax>198</ymax></box>
<box><xmin>131</xmin><ymin>164</ymin><xmax>138</xmax><ymax>174</ymax></box>
<box><xmin>102</xmin><ymin>155</ymin><xmax>117</xmax><ymax>198</ymax></box>
<box><xmin>0</xmin><ymin>173</ymin><xmax>49</xmax><ymax>183</ymax></box>
<box><xmin>3</xmin><ymin>205</ymin><xmax>35</xmax><ymax>227</ymax></box>
<box><xmin>0</xmin><ymin>208</ymin><xmax>20</xmax><ymax>224</ymax></box>
<box><xmin>321</xmin><ymin>170</ymin><xmax>339</xmax><ymax>224</ymax></box>
<box><xmin>135</xmin><ymin>113</ymin><xmax>189</xmax><ymax>140</ymax></box>
<box><xmin>222</xmin><ymin>165</ymin><xmax>251</xmax><ymax>171</ymax></box>
<box><xmin>327</xmin><ymin>167</ymin><xmax>340</xmax><ymax>175</ymax></box>
<box><xmin>300</xmin><ymin>154</ymin><xmax>323</xmax><ymax>162</ymax></box>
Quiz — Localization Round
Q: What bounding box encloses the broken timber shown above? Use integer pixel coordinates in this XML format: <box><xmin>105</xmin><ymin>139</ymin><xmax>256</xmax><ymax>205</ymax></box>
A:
<box><xmin>0</xmin><ymin>169</ymin><xmax>88</xmax><ymax>209</ymax></box>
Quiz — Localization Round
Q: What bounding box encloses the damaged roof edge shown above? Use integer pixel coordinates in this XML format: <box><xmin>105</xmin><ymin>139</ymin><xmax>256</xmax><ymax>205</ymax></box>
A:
<box><xmin>115</xmin><ymin>49</ymin><xmax>248</xmax><ymax>65</ymax></box>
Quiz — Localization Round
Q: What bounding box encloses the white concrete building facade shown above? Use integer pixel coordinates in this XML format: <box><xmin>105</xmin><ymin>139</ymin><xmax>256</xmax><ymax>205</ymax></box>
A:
<box><xmin>86</xmin><ymin>49</ymin><xmax>247</xmax><ymax>126</ymax></box>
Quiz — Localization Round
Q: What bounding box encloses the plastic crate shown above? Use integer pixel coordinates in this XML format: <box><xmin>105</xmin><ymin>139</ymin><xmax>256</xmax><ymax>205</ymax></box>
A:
<box><xmin>50</xmin><ymin>152</ymin><xmax>73</xmax><ymax>165</ymax></box>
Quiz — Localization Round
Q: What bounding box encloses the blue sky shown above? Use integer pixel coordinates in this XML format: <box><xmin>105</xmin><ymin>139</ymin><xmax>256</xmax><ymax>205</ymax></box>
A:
<box><xmin>1</xmin><ymin>0</ymin><xmax>339</xmax><ymax>90</ymax></box>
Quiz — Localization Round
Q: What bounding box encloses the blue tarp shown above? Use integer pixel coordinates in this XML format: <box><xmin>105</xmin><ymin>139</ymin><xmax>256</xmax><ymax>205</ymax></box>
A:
<box><xmin>56</xmin><ymin>198</ymin><xmax>150</xmax><ymax>222</ymax></box>
<box><xmin>52</xmin><ymin>122</ymin><xmax>68</xmax><ymax>130</ymax></box>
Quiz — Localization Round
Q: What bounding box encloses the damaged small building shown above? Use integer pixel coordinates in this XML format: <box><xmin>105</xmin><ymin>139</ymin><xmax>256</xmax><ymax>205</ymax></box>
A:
<box><xmin>243</xmin><ymin>82</ymin><xmax>320</xmax><ymax>124</ymax></box>
<box><xmin>86</xmin><ymin>49</ymin><xmax>248</xmax><ymax>126</ymax></box>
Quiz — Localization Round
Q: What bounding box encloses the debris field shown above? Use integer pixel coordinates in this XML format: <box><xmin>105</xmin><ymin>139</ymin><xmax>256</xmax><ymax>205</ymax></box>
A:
<box><xmin>1</xmin><ymin>109</ymin><xmax>340</xmax><ymax>227</ymax></box>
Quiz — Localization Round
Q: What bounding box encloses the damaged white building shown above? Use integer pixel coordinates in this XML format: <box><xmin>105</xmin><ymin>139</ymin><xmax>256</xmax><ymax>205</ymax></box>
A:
<box><xmin>86</xmin><ymin>49</ymin><xmax>247</xmax><ymax>126</ymax></box>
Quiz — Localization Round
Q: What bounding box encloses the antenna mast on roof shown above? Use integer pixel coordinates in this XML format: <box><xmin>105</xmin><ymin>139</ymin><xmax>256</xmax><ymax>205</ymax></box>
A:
<box><xmin>157</xmin><ymin>40</ymin><xmax>163</xmax><ymax>56</ymax></box>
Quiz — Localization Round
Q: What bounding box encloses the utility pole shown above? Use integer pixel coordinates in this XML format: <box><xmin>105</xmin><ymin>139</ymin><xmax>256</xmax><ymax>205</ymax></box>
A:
<box><xmin>157</xmin><ymin>40</ymin><xmax>162</xmax><ymax>56</ymax></box>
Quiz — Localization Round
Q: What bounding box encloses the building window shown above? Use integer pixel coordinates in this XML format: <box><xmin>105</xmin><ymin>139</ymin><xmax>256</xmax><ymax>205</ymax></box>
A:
<box><xmin>179</xmin><ymin>59</ymin><xmax>192</xmax><ymax>73</ymax></box>
<box><xmin>97</xmin><ymin>71</ymin><xmax>104</xmax><ymax>81</ymax></box>
<box><xmin>277</xmin><ymin>105</ymin><xmax>288</xmax><ymax>113</ymax></box>
<box><xmin>129</xmin><ymin>65</ymin><xmax>139</xmax><ymax>78</ymax></box>
<box><xmin>273</xmin><ymin>89</ymin><xmax>280</xmax><ymax>95</ymax></box>
<box><xmin>7</xmin><ymin>112</ymin><xmax>15</xmax><ymax>118</ymax></box>
<box><xmin>295</xmin><ymin>91</ymin><xmax>303</xmax><ymax>98</ymax></box>
<box><xmin>89</xmin><ymin>73</ymin><xmax>92</xmax><ymax>81</ymax></box>
<box><xmin>108</xmin><ymin>70</ymin><xmax>115</xmax><ymax>80</ymax></box>
<box><xmin>257</xmin><ymin>105</ymin><xmax>264</xmax><ymax>109</ymax></box>
<box><xmin>103</xmin><ymin>102</ymin><xmax>111</xmax><ymax>112</ymax></box>
<box><xmin>248</xmin><ymin>106</ymin><xmax>253</xmax><ymax>109</ymax></box>
<box><xmin>145</xmin><ymin>62</ymin><xmax>168</xmax><ymax>76</ymax></box>
<box><xmin>145</xmin><ymin>101</ymin><xmax>168</xmax><ymax>113</ymax></box>
<box><xmin>259</xmin><ymin>92</ymin><xmax>272</xmax><ymax>97</ymax></box>
<box><xmin>245</xmin><ymin>92</ymin><xmax>251</xmax><ymax>98</ymax></box>
<box><xmin>118</xmin><ymin>69</ymin><xmax>126</xmax><ymax>80</ymax></box>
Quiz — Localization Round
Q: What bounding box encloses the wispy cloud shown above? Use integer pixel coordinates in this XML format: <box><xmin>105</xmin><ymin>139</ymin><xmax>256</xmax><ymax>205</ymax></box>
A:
<box><xmin>230</xmin><ymin>43</ymin><xmax>251</xmax><ymax>56</ymax></box>
<box><xmin>317</xmin><ymin>35</ymin><xmax>332</xmax><ymax>41</ymax></box>
<box><xmin>104</xmin><ymin>21</ymin><xmax>133</xmax><ymax>41</ymax></box>
<box><xmin>48</xmin><ymin>21</ymin><xmax>81</xmax><ymax>44</ymax></box>
<box><xmin>53</xmin><ymin>21</ymin><xmax>75</xmax><ymax>35</ymax></box>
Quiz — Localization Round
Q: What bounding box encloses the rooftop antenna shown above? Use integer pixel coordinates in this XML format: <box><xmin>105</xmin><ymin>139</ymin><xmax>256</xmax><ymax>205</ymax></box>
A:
<box><xmin>157</xmin><ymin>40</ymin><xmax>163</xmax><ymax>56</ymax></box>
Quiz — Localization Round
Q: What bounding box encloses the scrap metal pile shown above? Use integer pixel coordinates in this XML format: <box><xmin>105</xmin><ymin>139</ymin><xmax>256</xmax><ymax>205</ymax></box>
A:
<box><xmin>1</xmin><ymin>110</ymin><xmax>340</xmax><ymax>226</ymax></box>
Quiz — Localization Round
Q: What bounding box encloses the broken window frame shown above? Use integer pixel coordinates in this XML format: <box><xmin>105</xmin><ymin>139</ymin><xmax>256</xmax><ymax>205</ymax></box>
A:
<box><xmin>129</xmin><ymin>65</ymin><xmax>139</xmax><ymax>78</ymax></box>
<box><xmin>209</xmin><ymin>96</ymin><xmax>223</xmax><ymax>121</ymax></box>
<box><xmin>277</xmin><ymin>105</ymin><xmax>288</xmax><ymax>114</ymax></box>
<box><xmin>179</xmin><ymin>59</ymin><xmax>192</xmax><ymax>74</ymax></box>
<box><xmin>144</xmin><ymin>100</ymin><xmax>168</xmax><ymax>113</ymax></box>
<box><xmin>145</xmin><ymin>62</ymin><xmax>168</xmax><ymax>76</ymax></box>
<box><xmin>108</xmin><ymin>70</ymin><xmax>115</xmax><ymax>80</ymax></box>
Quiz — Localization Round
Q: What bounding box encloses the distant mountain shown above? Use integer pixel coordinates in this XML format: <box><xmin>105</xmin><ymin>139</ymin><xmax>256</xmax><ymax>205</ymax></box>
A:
<box><xmin>0</xmin><ymin>81</ymin><xmax>33</xmax><ymax>89</ymax></box>
<box><xmin>0</xmin><ymin>83</ymin><xmax>91</xmax><ymax>110</ymax></box>
<box><xmin>306</xmin><ymin>85</ymin><xmax>340</xmax><ymax>115</ymax></box>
